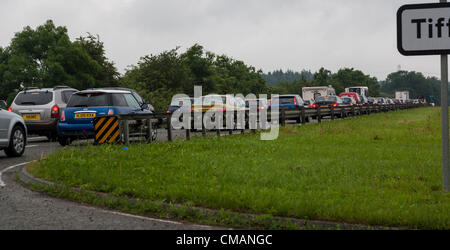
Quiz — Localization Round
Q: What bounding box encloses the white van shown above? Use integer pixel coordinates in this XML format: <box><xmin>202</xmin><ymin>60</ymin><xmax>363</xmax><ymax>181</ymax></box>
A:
<box><xmin>302</xmin><ymin>86</ymin><xmax>336</xmax><ymax>103</ymax></box>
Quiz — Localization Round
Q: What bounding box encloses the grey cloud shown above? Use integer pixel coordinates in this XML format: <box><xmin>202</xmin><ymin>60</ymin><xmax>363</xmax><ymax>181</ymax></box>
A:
<box><xmin>0</xmin><ymin>0</ymin><xmax>442</xmax><ymax>80</ymax></box>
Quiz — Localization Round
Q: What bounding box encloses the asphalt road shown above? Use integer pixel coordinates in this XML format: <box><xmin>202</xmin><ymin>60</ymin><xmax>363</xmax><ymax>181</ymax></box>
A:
<box><xmin>0</xmin><ymin>135</ymin><xmax>222</xmax><ymax>230</ymax></box>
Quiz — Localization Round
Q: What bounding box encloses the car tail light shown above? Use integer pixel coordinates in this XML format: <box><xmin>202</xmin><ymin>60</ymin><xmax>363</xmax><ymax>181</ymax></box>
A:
<box><xmin>293</xmin><ymin>98</ymin><xmax>298</xmax><ymax>106</ymax></box>
<box><xmin>330</xmin><ymin>103</ymin><xmax>339</xmax><ymax>107</ymax></box>
<box><xmin>308</xmin><ymin>104</ymin><xmax>312</xmax><ymax>108</ymax></box>
<box><xmin>108</xmin><ymin>109</ymin><xmax>114</xmax><ymax>116</ymax></box>
<box><xmin>258</xmin><ymin>107</ymin><xmax>265</xmax><ymax>110</ymax></box>
<box><xmin>60</xmin><ymin>111</ymin><xmax>66</xmax><ymax>122</ymax></box>
<box><xmin>8</xmin><ymin>107</ymin><xmax>12</xmax><ymax>112</ymax></box>
<box><xmin>220</xmin><ymin>109</ymin><xmax>226</xmax><ymax>112</ymax></box>
<box><xmin>189</xmin><ymin>110</ymin><xmax>194</xmax><ymax>113</ymax></box>
<box><xmin>51</xmin><ymin>105</ymin><xmax>60</xmax><ymax>118</ymax></box>
<box><xmin>166</xmin><ymin>110</ymin><xmax>171</xmax><ymax>114</ymax></box>
<box><xmin>312</xmin><ymin>104</ymin><xmax>319</xmax><ymax>108</ymax></box>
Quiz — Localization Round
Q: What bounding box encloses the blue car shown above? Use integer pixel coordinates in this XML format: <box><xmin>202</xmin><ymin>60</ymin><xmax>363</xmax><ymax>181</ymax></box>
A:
<box><xmin>268</xmin><ymin>94</ymin><xmax>305</xmax><ymax>123</ymax></box>
<box><xmin>57</xmin><ymin>89</ymin><xmax>152</xmax><ymax>146</ymax></box>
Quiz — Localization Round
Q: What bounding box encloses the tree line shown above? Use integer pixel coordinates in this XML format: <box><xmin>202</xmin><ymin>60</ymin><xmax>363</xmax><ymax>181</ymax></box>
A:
<box><xmin>0</xmin><ymin>20</ymin><xmax>444</xmax><ymax>112</ymax></box>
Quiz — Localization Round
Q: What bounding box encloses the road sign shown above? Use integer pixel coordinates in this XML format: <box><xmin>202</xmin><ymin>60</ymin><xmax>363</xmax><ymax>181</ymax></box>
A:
<box><xmin>397</xmin><ymin>1</ymin><xmax>450</xmax><ymax>192</ymax></box>
<box><xmin>398</xmin><ymin>3</ymin><xmax>450</xmax><ymax>56</ymax></box>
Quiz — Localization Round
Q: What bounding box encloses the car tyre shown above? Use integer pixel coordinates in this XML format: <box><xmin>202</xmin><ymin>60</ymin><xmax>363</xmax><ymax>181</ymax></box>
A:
<box><xmin>4</xmin><ymin>125</ymin><xmax>26</xmax><ymax>157</ymax></box>
<box><xmin>58</xmin><ymin>136</ymin><xmax>71</xmax><ymax>147</ymax></box>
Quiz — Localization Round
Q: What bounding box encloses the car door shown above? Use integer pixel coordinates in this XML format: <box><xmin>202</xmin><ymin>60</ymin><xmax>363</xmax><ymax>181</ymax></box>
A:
<box><xmin>0</xmin><ymin>108</ymin><xmax>10</xmax><ymax>145</ymax></box>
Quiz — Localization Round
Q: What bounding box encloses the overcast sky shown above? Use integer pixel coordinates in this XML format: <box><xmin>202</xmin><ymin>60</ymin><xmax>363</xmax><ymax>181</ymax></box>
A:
<box><xmin>0</xmin><ymin>0</ymin><xmax>444</xmax><ymax>80</ymax></box>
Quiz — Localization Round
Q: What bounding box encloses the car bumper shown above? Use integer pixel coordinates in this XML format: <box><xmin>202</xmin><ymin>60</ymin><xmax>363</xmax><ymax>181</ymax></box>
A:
<box><xmin>58</xmin><ymin>123</ymin><xmax>95</xmax><ymax>137</ymax></box>
<box><xmin>25</xmin><ymin>119</ymin><xmax>58</xmax><ymax>133</ymax></box>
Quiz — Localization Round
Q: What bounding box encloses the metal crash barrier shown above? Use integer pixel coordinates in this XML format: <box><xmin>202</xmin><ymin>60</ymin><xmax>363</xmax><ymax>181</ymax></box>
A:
<box><xmin>92</xmin><ymin>103</ymin><xmax>425</xmax><ymax>145</ymax></box>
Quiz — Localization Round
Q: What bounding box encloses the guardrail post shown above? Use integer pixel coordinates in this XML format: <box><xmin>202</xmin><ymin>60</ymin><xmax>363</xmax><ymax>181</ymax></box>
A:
<box><xmin>331</xmin><ymin>107</ymin><xmax>335</xmax><ymax>120</ymax></box>
<box><xmin>186</xmin><ymin>128</ymin><xmax>191</xmax><ymax>141</ymax></box>
<box><xmin>167</xmin><ymin>114</ymin><xmax>173</xmax><ymax>142</ymax></box>
<box><xmin>317</xmin><ymin>107</ymin><xmax>322</xmax><ymax>123</ymax></box>
<box><xmin>351</xmin><ymin>106</ymin><xmax>355</xmax><ymax>116</ymax></box>
<box><xmin>123</xmin><ymin>120</ymin><xmax>130</xmax><ymax>145</ymax></box>
<box><xmin>281</xmin><ymin>110</ymin><xmax>286</xmax><ymax>127</ymax></box>
<box><xmin>301</xmin><ymin>107</ymin><xmax>306</xmax><ymax>124</ymax></box>
<box><xmin>146</xmin><ymin>118</ymin><xmax>153</xmax><ymax>143</ymax></box>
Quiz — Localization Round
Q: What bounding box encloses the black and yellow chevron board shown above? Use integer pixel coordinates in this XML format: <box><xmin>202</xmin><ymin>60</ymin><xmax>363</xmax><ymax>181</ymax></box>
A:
<box><xmin>93</xmin><ymin>116</ymin><xmax>120</xmax><ymax>144</ymax></box>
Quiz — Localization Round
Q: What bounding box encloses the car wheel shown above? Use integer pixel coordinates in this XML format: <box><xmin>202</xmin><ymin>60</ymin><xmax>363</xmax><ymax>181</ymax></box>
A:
<box><xmin>47</xmin><ymin>132</ymin><xmax>58</xmax><ymax>142</ymax></box>
<box><xmin>4</xmin><ymin>126</ymin><xmax>26</xmax><ymax>157</ymax></box>
<box><xmin>58</xmin><ymin>136</ymin><xmax>71</xmax><ymax>147</ymax></box>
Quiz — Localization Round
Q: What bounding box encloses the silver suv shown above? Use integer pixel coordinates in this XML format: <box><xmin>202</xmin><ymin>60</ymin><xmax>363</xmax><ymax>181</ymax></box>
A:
<box><xmin>0</xmin><ymin>100</ymin><xmax>27</xmax><ymax>157</ymax></box>
<box><xmin>9</xmin><ymin>86</ymin><xmax>78</xmax><ymax>140</ymax></box>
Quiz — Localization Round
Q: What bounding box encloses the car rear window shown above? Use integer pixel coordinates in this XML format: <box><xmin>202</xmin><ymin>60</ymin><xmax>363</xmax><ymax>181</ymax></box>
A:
<box><xmin>271</xmin><ymin>97</ymin><xmax>296</xmax><ymax>105</ymax></box>
<box><xmin>61</xmin><ymin>90</ymin><xmax>76</xmax><ymax>103</ymax></box>
<box><xmin>171</xmin><ymin>98</ymin><xmax>192</xmax><ymax>106</ymax></box>
<box><xmin>342</xmin><ymin>98</ymin><xmax>353</xmax><ymax>103</ymax></box>
<box><xmin>316</xmin><ymin>96</ymin><xmax>337</xmax><ymax>102</ymax></box>
<box><xmin>14</xmin><ymin>91</ymin><xmax>53</xmax><ymax>106</ymax></box>
<box><xmin>67</xmin><ymin>93</ymin><xmax>110</xmax><ymax>107</ymax></box>
<box><xmin>245</xmin><ymin>100</ymin><xmax>267</xmax><ymax>107</ymax></box>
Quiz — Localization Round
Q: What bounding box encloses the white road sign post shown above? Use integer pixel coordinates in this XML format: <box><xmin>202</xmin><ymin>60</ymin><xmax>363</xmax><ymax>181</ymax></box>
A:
<box><xmin>398</xmin><ymin>1</ymin><xmax>450</xmax><ymax>192</ymax></box>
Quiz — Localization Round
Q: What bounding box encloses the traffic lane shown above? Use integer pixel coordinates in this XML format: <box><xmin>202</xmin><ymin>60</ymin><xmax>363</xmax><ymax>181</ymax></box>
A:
<box><xmin>0</xmin><ymin>171</ymin><xmax>220</xmax><ymax>229</ymax></box>
<box><xmin>0</xmin><ymin>140</ymin><xmax>60</xmax><ymax>170</ymax></box>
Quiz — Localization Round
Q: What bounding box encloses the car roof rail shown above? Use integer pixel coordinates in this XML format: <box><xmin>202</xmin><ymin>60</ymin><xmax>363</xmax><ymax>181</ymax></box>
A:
<box><xmin>53</xmin><ymin>85</ymin><xmax>72</xmax><ymax>90</ymax></box>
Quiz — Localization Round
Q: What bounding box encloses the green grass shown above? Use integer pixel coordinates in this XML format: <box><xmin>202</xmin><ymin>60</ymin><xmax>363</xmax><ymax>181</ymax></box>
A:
<box><xmin>29</xmin><ymin>107</ymin><xmax>450</xmax><ymax>229</ymax></box>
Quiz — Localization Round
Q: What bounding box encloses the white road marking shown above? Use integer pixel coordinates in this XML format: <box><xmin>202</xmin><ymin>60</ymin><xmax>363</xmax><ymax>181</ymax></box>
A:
<box><xmin>26</xmin><ymin>145</ymin><xmax>38</xmax><ymax>148</ymax></box>
<box><xmin>83</xmin><ymin>207</ymin><xmax>217</xmax><ymax>229</ymax></box>
<box><xmin>0</xmin><ymin>161</ymin><xmax>35</xmax><ymax>187</ymax></box>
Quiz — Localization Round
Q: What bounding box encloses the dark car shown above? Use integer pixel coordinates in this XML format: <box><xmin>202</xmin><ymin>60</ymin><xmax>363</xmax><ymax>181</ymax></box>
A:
<box><xmin>167</xmin><ymin>97</ymin><xmax>194</xmax><ymax>114</ymax></box>
<box><xmin>269</xmin><ymin>95</ymin><xmax>304</xmax><ymax>123</ymax></box>
<box><xmin>341</xmin><ymin>97</ymin><xmax>357</xmax><ymax>106</ymax></box>
<box><xmin>269</xmin><ymin>95</ymin><xmax>304</xmax><ymax>110</ymax></box>
<box><xmin>367</xmin><ymin>97</ymin><xmax>377</xmax><ymax>106</ymax></box>
<box><xmin>312</xmin><ymin>96</ymin><xmax>344</xmax><ymax>108</ymax></box>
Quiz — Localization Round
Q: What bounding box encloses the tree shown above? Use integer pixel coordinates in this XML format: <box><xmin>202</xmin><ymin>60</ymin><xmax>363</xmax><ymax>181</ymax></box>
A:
<box><xmin>380</xmin><ymin>71</ymin><xmax>442</xmax><ymax>104</ymax></box>
<box><xmin>0</xmin><ymin>20</ymin><xmax>119</xmax><ymax>101</ymax></box>
<box><xmin>75</xmin><ymin>33</ymin><xmax>120</xmax><ymax>87</ymax></box>
<box><xmin>120</xmin><ymin>48</ymin><xmax>195</xmax><ymax>111</ymax></box>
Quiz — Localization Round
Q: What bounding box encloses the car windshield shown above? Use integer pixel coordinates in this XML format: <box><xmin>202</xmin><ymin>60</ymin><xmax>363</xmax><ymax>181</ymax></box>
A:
<box><xmin>14</xmin><ymin>91</ymin><xmax>53</xmax><ymax>105</ymax></box>
<box><xmin>67</xmin><ymin>93</ymin><xmax>110</xmax><ymax>107</ymax></box>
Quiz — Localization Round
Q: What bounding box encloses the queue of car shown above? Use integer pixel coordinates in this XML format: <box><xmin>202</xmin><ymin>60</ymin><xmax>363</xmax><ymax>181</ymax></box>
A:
<box><xmin>0</xmin><ymin>84</ymin><xmax>427</xmax><ymax>157</ymax></box>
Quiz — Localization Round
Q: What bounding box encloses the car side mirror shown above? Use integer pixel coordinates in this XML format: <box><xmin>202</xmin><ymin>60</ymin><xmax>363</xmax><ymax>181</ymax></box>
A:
<box><xmin>0</xmin><ymin>100</ymin><xmax>7</xmax><ymax>109</ymax></box>
<box><xmin>140</xmin><ymin>101</ymin><xmax>150</xmax><ymax>110</ymax></box>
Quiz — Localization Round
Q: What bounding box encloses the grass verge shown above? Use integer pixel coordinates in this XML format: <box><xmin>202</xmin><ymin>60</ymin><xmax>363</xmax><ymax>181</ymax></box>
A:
<box><xmin>28</xmin><ymin>107</ymin><xmax>450</xmax><ymax>229</ymax></box>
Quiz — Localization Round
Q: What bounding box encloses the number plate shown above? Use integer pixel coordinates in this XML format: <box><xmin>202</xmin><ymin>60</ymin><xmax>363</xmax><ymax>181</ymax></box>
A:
<box><xmin>75</xmin><ymin>113</ymin><xmax>96</xmax><ymax>119</ymax></box>
<box><xmin>23</xmin><ymin>114</ymin><xmax>40</xmax><ymax>120</ymax></box>
<box><xmin>321</xmin><ymin>105</ymin><xmax>329</xmax><ymax>108</ymax></box>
